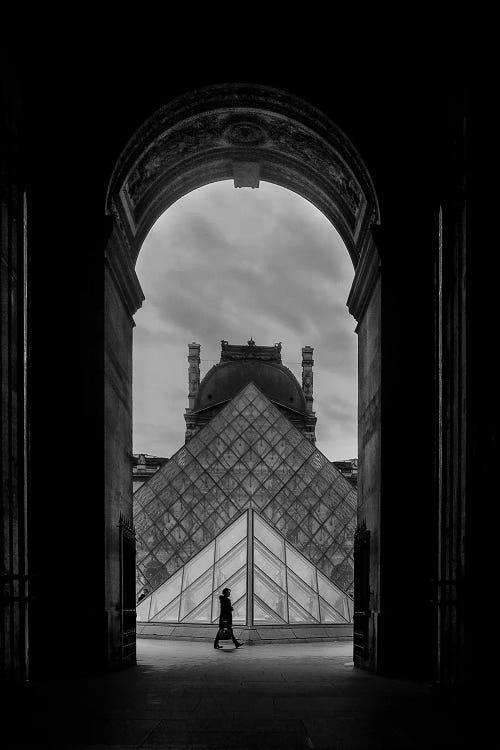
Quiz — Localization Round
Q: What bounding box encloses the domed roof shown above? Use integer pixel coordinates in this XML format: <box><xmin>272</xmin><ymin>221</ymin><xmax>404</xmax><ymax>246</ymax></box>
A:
<box><xmin>185</xmin><ymin>340</ymin><xmax>316</xmax><ymax>445</ymax></box>
<box><xmin>193</xmin><ymin>359</ymin><xmax>307</xmax><ymax>413</ymax></box>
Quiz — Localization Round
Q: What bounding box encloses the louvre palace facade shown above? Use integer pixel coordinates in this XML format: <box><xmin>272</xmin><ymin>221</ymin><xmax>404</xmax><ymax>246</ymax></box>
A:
<box><xmin>134</xmin><ymin>341</ymin><xmax>355</xmax><ymax>641</ymax></box>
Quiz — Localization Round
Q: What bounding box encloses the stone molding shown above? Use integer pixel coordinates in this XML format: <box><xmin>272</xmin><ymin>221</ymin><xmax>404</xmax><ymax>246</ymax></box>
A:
<box><xmin>221</xmin><ymin>340</ymin><xmax>282</xmax><ymax>363</ymax></box>
<box><xmin>347</xmin><ymin>232</ymin><xmax>381</xmax><ymax>324</ymax></box>
<box><xmin>104</xmin><ymin>223</ymin><xmax>145</xmax><ymax>319</ymax></box>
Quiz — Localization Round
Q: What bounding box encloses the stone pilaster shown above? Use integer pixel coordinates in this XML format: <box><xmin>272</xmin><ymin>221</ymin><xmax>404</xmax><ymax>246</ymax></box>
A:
<box><xmin>302</xmin><ymin>346</ymin><xmax>314</xmax><ymax>413</ymax></box>
<box><xmin>188</xmin><ymin>343</ymin><xmax>201</xmax><ymax>410</ymax></box>
<box><xmin>302</xmin><ymin>346</ymin><xmax>316</xmax><ymax>443</ymax></box>
<box><xmin>185</xmin><ymin>343</ymin><xmax>201</xmax><ymax>442</ymax></box>
<box><xmin>103</xmin><ymin>220</ymin><xmax>145</xmax><ymax>667</ymax></box>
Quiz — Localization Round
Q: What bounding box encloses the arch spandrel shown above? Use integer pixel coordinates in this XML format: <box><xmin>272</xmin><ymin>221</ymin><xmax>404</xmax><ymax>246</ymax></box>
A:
<box><xmin>105</xmin><ymin>84</ymin><xmax>380</xmax><ymax>267</ymax></box>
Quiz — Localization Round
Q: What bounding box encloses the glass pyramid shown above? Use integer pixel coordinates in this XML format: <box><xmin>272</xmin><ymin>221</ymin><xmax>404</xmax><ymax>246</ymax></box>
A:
<box><xmin>137</xmin><ymin>509</ymin><xmax>352</xmax><ymax>625</ymax></box>
<box><xmin>134</xmin><ymin>381</ymin><xmax>356</xmax><ymax>602</ymax></box>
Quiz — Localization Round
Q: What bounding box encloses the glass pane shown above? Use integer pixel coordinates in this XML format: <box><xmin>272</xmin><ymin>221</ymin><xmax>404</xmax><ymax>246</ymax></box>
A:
<box><xmin>155</xmin><ymin>594</ymin><xmax>181</xmax><ymax>622</ymax></box>
<box><xmin>183</xmin><ymin>541</ymin><xmax>215</xmax><ymax>588</ymax></box>
<box><xmin>179</xmin><ymin>567</ymin><xmax>213</xmax><ymax>621</ymax></box>
<box><xmin>136</xmin><ymin>596</ymin><xmax>150</xmax><ymax>621</ymax></box>
<box><xmin>311</xmin><ymin>451</ymin><xmax>328</xmax><ymax>471</ymax></box>
<box><xmin>253</xmin><ymin>597</ymin><xmax>284</xmax><ymax>624</ymax></box>
<box><xmin>263</xmin><ymin>448</ymin><xmax>282</xmax><ymax>470</ymax></box>
<box><xmin>214</xmin><ymin>539</ymin><xmax>246</xmax><ymax>588</ymax></box>
<box><xmin>216</xmin><ymin>513</ymin><xmax>247</xmax><ymax>560</ymax></box>
<box><xmin>208</xmin><ymin>436</ymin><xmax>226</xmax><ymax>458</ymax></box>
<box><xmin>346</xmin><ymin>596</ymin><xmax>353</xmax><ymax>621</ymax></box>
<box><xmin>285</xmin><ymin>544</ymin><xmax>318</xmax><ymax>591</ymax></box>
<box><xmin>286</xmin><ymin>449</ymin><xmax>305</xmax><ymax>471</ymax></box>
<box><xmin>180</xmin><ymin>594</ymin><xmax>212</xmax><ymax>623</ymax></box>
<box><xmin>319</xmin><ymin>597</ymin><xmax>347</xmax><ymax>624</ymax></box>
<box><xmin>244</xmin><ymin>382</ymin><xmax>258</xmax><ymax>399</ymax></box>
<box><xmin>287</xmin><ymin>569</ymin><xmax>319</xmax><ymax>621</ymax></box>
<box><xmin>235</xmin><ymin>393</ymin><xmax>250</xmax><ymax>412</ymax></box>
<box><xmin>220</xmin><ymin>449</ymin><xmax>238</xmax><ymax>470</ymax></box>
<box><xmin>254</xmin><ymin>539</ymin><xmax>286</xmax><ymax>591</ymax></box>
<box><xmin>254</xmin><ymin>569</ymin><xmax>287</xmax><ymax>621</ymax></box>
<box><xmin>254</xmin><ymin>514</ymin><xmax>284</xmax><ymax>560</ymax></box>
<box><xmin>288</xmin><ymin>597</ymin><xmax>317</xmax><ymax>624</ymax></box>
<box><xmin>252</xmin><ymin>393</ymin><xmax>268</xmax><ymax>412</ymax></box>
<box><xmin>231</xmin><ymin>595</ymin><xmax>247</xmax><ymax>624</ymax></box>
<box><xmin>254</xmin><ymin>437</ymin><xmax>271</xmax><ymax>458</ymax></box>
<box><xmin>317</xmin><ymin>571</ymin><xmax>349</xmax><ymax>618</ymax></box>
<box><xmin>199</xmin><ymin>426</ymin><xmax>216</xmax><ymax>445</ymax></box>
<box><xmin>241</xmin><ymin>473</ymin><xmax>257</xmax><ymax>496</ymax></box>
<box><xmin>253</xmin><ymin>462</ymin><xmax>271</xmax><ymax>483</ymax></box>
<box><xmin>264</xmin><ymin>426</ymin><xmax>281</xmax><ymax>446</ymax></box>
<box><xmin>149</xmin><ymin>569</ymin><xmax>182</xmax><ymax>619</ymax></box>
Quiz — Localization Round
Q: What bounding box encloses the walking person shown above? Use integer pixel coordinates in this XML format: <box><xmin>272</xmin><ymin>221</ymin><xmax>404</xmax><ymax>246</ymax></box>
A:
<box><xmin>214</xmin><ymin>587</ymin><xmax>243</xmax><ymax>649</ymax></box>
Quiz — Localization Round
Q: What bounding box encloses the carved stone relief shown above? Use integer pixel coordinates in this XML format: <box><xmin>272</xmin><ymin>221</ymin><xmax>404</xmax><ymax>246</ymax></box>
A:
<box><xmin>125</xmin><ymin>113</ymin><xmax>227</xmax><ymax>207</ymax></box>
<box><xmin>122</xmin><ymin>110</ymin><xmax>363</xmax><ymax>221</ymax></box>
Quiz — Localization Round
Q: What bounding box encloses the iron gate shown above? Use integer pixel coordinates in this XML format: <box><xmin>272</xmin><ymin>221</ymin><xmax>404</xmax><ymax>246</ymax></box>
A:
<box><xmin>119</xmin><ymin>514</ymin><xmax>136</xmax><ymax>662</ymax></box>
<box><xmin>353</xmin><ymin>524</ymin><xmax>370</xmax><ymax>662</ymax></box>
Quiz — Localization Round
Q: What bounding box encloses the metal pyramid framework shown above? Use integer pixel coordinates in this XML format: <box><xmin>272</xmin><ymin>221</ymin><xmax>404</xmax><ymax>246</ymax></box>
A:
<box><xmin>134</xmin><ymin>381</ymin><xmax>356</xmax><ymax>607</ymax></box>
<box><xmin>136</xmin><ymin>509</ymin><xmax>352</xmax><ymax>625</ymax></box>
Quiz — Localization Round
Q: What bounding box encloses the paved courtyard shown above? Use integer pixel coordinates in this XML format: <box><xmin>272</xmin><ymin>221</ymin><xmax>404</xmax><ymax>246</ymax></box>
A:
<box><xmin>4</xmin><ymin>639</ymin><xmax>470</xmax><ymax>748</ymax></box>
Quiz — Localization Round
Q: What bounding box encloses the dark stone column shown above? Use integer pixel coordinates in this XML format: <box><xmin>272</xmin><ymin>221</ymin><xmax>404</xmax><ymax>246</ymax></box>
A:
<box><xmin>434</xmin><ymin>82</ymin><xmax>470</xmax><ymax>688</ymax></box>
<box><xmin>348</xmin><ymin>234</ymin><xmax>382</xmax><ymax>673</ymax></box>
<box><xmin>0</xmin><ymin>66</ymin><xmax>29</xmax><ymax>681</ymax></box>
<box><xmin>301</xmin><ymin>346</ymin><xmax>316</xmax><ymax>444</ymax></box>
<box><xmin>185</xmin><ymin>343</ymin><xmax>201</xmax><ymax>442</ymax></box>
<box><xmin>104</xmin><ymin>227</ymin><xmax>144</xmax><ymax>664</ymax></box>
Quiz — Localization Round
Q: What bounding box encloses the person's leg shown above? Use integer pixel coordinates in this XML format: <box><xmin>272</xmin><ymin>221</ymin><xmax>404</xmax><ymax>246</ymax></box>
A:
<box><xmin>230</xmin><ymin>628</ymin><xmax>243</xmax><ymax>647</ymax></box>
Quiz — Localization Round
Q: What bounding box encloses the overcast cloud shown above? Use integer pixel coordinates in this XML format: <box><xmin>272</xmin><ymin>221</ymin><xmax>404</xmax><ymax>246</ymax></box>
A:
<box><xmin>133</xmin><ymin>182</ymin><xmax>357</xmax><ymax>461</ymax></box>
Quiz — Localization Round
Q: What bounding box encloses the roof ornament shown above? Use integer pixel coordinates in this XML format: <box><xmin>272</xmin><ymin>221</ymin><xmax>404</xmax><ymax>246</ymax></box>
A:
<box><xmin>248</xmin><ymin>337</ymin><xmax>255</xmax><ymax>346</ymax></box>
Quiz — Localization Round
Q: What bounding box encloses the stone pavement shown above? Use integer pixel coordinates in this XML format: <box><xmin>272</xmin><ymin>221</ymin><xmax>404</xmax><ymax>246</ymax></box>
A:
<box><xmin>3</xmin><ymin>640</ymin><xmax>472</xmax><ymax>749</ymax></box>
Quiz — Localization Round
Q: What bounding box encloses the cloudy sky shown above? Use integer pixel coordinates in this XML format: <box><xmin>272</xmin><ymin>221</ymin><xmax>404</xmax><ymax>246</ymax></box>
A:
<box><xmin>133</xmin><ymin>181</ymin><xmax>357</xmax><ymax>461</ymax></box>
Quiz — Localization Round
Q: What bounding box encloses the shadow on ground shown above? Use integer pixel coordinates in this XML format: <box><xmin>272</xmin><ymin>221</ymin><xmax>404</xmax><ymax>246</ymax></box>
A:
<box><xmin>3</xmin><ymin>640</ymin><xmax>470</xmax><ymax>749</ymax></box>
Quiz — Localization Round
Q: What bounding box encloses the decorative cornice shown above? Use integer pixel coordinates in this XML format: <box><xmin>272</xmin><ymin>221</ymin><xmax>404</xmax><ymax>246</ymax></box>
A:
<box><xmin>220</xmin><ymin>340</ymin><xmax>282</xmax><ymax>363</ymax></box>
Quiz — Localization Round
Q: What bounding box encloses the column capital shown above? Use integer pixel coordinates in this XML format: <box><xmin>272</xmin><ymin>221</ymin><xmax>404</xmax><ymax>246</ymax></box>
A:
<box><xmin>347</xmin><ymin>231</ymin><xmax>381</xmax><ymax>324</ymax></box>
<box><xmin>104</xmin><ymin>220</ymin><xmax>144</xmax><ymax>319</ymax></box>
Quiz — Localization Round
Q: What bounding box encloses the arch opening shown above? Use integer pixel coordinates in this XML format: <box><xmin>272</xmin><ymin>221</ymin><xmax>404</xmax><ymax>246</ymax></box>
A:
<box><xmin>132</xmin><ymin>181</ymin><xmax>358</xmax><ymax>641</ymax></box>
<box><xmin>104</xmin><ymin>83</ymin><xmax>381</xmax><ymax>669</ymax></box>
<box><xmin>133</xmin><ymin>180</ymin><xmax>357</xmax><ymax>460</ymax></box>
<box><xmin>106</xmin><ymin>83</ymin><xmax>380</xmax><ymax>268</ymax></box>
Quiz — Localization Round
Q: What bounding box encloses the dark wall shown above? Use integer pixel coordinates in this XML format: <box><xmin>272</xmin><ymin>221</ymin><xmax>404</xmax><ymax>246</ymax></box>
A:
<box><xmin>3</xmin><ymin>32</ymin><xmax>482</xmax><ymax>684</ymax></box>
<box><xmin>1</xmin><ymin>55</ymin><xmax>29</xmax><ymax>681</ymax></box>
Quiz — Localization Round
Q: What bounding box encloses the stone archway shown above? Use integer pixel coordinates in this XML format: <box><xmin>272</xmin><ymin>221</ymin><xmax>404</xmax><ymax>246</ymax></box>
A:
<box><xmin>103</xmin><ymin>84</ymin><xmax>381</xmax><ymax>669</ymax></box>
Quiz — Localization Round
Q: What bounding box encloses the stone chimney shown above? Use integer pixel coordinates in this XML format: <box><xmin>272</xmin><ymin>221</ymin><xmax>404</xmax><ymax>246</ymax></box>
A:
<box><xmin>302</xmin><ymin>346</ymin><xmax>317</xmax><ymax>444</ymax></box>
<box><xmin>185</xmin><ymin>343</ymin><xmax>201</xmax><ymax>442</ymax></box>
<box><xmin>187</xmin><ymin>342</ymin><xmax>201</xmax><ymax>411</ymax></box>
<box><xmin>302</xmin><ymin>346</ymin><xmax>314</xmax><ymax>413</ymax></box>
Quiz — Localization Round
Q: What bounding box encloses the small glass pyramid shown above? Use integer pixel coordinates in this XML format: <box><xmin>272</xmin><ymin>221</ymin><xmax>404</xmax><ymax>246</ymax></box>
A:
<box><xmin>137</xmin><ymin>509</ymin><xmax>352</xmax><ymax>625</ymax></box>
<box><xmin>134</xmin><ymin>381</ymin><xmax>356</xmax><ymax>607</ymax></box>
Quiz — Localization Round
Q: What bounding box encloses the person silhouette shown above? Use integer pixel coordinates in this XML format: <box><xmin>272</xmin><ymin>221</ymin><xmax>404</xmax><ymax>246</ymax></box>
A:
<box><xmin>137</xmin><ymin>587</ymin><xmax>149</xmax><ymax>603</ymax></box>
<box><xmin>214</xmin><ymin>587</ymin><xmax>243</xmax><ymax>649</ymax></box>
